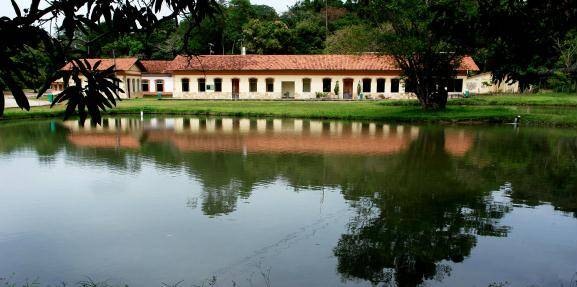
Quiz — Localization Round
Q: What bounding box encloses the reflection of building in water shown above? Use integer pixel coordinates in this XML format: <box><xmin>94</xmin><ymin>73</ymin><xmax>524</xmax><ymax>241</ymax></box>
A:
<box><xmin>62</xmin><ymin>118</ymin><xmax>144</xmax><ymax>132</ymax></box>
<box><xmin>68</xmin><ymin>133</ymin><xmax>141</xmax><ymax>149</ymax></box>
<box><xmin>62</xmin><ymin>117</ymin><xmax>473</xmax><ymax>156</ymax></box>
<box><xmin>145</xmin><ymin>128</ymin><xmax>415</xmax><ymax>155</ymax></box>
<box><xmin>444</xmin><ymin>130</ymin><xmax>474</xmax><ymax>156</ymax></box>
<box><xmin>63</xmin><ymin>118</ymin><xmax>145</xmax><ymax>150</ymax></box>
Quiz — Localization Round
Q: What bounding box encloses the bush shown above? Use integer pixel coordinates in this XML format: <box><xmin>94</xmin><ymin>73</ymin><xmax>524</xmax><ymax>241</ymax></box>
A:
<box><xmin>547</xmin><ymin>71</ymin><xmax>577</xmax><ymax>93</ymax></box>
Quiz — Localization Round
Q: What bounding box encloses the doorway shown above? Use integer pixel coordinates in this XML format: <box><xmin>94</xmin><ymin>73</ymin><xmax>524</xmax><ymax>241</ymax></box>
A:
<box><xmin>343</xmin><ymin>78</ymin><xmax>353</xmax><ymax>99</ymax></box>
<box><xmin>231</xmin><ymin>78</ymin><xmax>240</xmax><ymax>99</ymax></box>
<box><xmin>281</xmin><ymin>81</ymin><xmax>295</xmax><ymax>99</ymax></box>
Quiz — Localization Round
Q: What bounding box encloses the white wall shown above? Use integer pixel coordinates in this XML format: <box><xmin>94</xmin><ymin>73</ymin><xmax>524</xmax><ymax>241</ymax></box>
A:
<box><xmin>120</xmin><ymin>75</ymin><xmax>143</xmax><ymax>99</ymax></box>
<box><xmin>465</xmin><ymin>72</ymin><xmax>519</xmax><ymax>94</ymax></box>
<box><xmin>142</xmin><ymin>74</ymin><xmax>174</xmax><ymax>95</ymax></box>
<box><xmin>119</xmin><ymin>64</ymin><xmax>144</xmax><ymax>98</ymax></box>
<box><xmin>54</xmin><ymin>73</ymin><xmax>143</xmax><ymax>99</ymax></box>
<box><xmin>54</xmin><ymin>72</ymin><xmax>470</xmax><ymax>100</ymax></box>
<box><xmin>172</xmin><ymin>74</ymin><xmax>411</xmax><ymax>100</ymax></box>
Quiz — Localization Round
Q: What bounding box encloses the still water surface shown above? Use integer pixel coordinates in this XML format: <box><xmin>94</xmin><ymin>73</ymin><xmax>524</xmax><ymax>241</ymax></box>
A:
<box><xmin>0</xmin><ymin>117</ymin><xmax>576</xmax><ymax>287</ymax></box>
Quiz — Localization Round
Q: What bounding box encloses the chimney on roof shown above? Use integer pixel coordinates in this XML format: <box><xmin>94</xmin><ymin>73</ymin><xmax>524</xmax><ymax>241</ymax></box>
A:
<box><xmin>241</xmin><ymin>47</ymin><xmax>246</xmax><ymax>56</ymax></box>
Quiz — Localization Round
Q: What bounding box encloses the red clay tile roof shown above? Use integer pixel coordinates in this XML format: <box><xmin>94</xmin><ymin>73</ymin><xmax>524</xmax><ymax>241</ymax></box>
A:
<box><xmin>62</xmin><ymin>58</ymin><xmax>143</xmax><ymax>71</ymax></box>
<box><xmin>460</xmin><ymin>56</ymin><xmax>479</xmax><ymax>71</ymax></box>
<box><xmin>167</xmin><ymin>54</ymin><xmax>479</xmax><ymax>72</ymax></box>
<box><xmin>141</xmin><ymin>60</ymin><xmax>171</xmax><ymax>73</ymax></box>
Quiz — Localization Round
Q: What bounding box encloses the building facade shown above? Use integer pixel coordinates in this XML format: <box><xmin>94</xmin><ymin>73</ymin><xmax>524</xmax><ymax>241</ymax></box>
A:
<box><xmin>141</xmin><ymin>60</ymin><xmax>174</xmax><ymax>97</ymax></box>
<box><xmin>167</xmin><ymin>55</ymin><xmax>478</xmax><ymax>100</ymax></box>
<box><xmin>53</xmin><ymin>58</ymin><xmax>145</xmax><ymax>99</ymax></box>
<box><xmin>465</xmin><ymin>72</ymin><xmax>520</xmax><ymax>94</ymax></box>
<box><xmin>171</xmin><ymin>73</ymin><xmax>417</xmax><ymax>100</ymax></box>
<box><xmin>54</xmin><ymin>55</ymin><xmax>481</xmax><ymax>100</ymax></box>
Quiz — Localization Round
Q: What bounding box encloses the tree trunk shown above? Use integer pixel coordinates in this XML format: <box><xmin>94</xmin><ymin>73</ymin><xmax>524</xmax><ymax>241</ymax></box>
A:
<box><xmin>416</xmin><ymin>89</ymin><xmax>448</xmax><ymax>111</ymax></box>
<box><xmin>518</xmin><ymin>79</ymin><xmax>531</xmax><ymax>93</ymax></box>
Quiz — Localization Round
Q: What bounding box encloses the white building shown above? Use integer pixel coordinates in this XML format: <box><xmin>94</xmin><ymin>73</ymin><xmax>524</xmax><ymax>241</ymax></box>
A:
<box><xmin>464</xmin><ymin>72</ymin><xmax>520</xmax><ymax>94</ymax></box>
<box><xmin>167</xmin><ymin>54</ymin><xmax>479</xmax><ymax>100</ymax></box>
<box><xmin>53</xmin><ymin>55</ymin><xmax>482</xmax><ymax>100</ymax></box>
<box><xmin>141</xmin><ymin>60</ymin><xmax>174</xmax><ymax>97</ymax></box>
<box><xmin>52</xmin><ymin>58</ymin><xmax>145</xmax><ymax>99</ymax></box>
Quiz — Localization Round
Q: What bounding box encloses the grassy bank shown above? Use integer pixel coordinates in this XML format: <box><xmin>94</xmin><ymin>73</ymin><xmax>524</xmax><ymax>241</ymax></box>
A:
<box><xmin>2</xmin><ymin>93</ymin><xmax>577</xmax><ymax>126</ymax></box>
<box><xmin>449</xmin><ymin>93</ymin><xmax>577</xmax><ymax>106</ymax></box>
<box><xmin>378</xmin><ymin>93</ymin><xmax>577</xmax><ymax>107</ymax></box>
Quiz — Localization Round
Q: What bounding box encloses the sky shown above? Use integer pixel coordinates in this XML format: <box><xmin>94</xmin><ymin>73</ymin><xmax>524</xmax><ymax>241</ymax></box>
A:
<box><xmin>0</xmin><ymin>0</ymin><xmax>298</xmax><ymax>18</ymax></box>
<box><xmin>253</xmin><ymin>0</ymin><xmax>297</xmax><ymax>13</ymax></box>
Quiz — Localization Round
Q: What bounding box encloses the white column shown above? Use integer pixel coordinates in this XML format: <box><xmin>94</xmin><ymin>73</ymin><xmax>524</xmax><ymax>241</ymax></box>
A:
<box><xmin>239</xmin><ymin>119</ymin><xmax>250</xmax><ymax>133</ymax></box>
<box><xmin>222</xmin><ymin>118</ymin><xmax>233</xmax><ymax>133</ymax></box>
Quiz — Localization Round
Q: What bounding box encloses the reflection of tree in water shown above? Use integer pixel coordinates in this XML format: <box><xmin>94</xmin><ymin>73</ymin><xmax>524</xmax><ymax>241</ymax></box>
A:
<box><xmin>201</xmin><ymin>180</ymin><xmax>244</xmax><ymax>216</ymax></box>
<box><xmin>3</xmin><ymin>120</ymin><xmax>577</xmax><ymax>285</ymax></box>
<box><xmin>178</xmin><ymin>152</ymin><xmax>277</xmax><ymax>216</ymax></box>
<box><xmin>3</xmin><ymin>119</ymin><xmax>577</xmax><ymax>254</ymax></box>
<box><xmin>464</xmin><ymin>128</ymin><xmax>577</xmax><ymax>216</ymax></box>
<box><xmin>0</xmin><ymin>120</ymin><xmax>69</xmax><ymax>157</ymax></box>
<box><xmin>333</xmin><ymin>128</ymin><xmax>512</xmax><ymax>287</ymax></box>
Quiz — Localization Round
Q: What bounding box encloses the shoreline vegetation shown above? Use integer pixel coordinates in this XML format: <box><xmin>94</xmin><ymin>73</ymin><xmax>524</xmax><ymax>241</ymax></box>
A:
<box><xmin>2</xmin><ymin>93</ymin><xmax>577</xmax><ymax>126</ymax></box>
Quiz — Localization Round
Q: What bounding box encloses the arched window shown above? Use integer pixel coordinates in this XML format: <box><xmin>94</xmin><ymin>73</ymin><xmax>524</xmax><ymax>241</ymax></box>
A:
<box><xmin>302</xmin><ymin>78</ymin><xmax>311</xmax><ymax>92</ymax></box>
<box><xmin>362</xmin><ymin>78</ymin><xmax>371</xmax><ymax>93</ymax></box>
<box><xmin>182</xmin><ymin>78</ymin><xmax>190</xmax><ymax>92</ymax></box>
<box><xmin>132</xmin><ymin>78</ymin><xmax>136</xmax><ymax>92</ymax></box>
<box><xmin>249</xmin><ymin>78</ymin><xmax>258</xmax><ymax>92</ymax></box>
<box><xmin>447</xmin><ymin>79</ymin><xmax>464</xmax><ymax>92</ymax></box>
<box><xmin>266</xmin><ymin>78</ymin><xmax>274</xmax><ymax>92</ymax></box>
<box><xmin>214</xmin><ymin>78</ymin><xmax>222</xmax><ymax>92</ymax></box>
<box><xmin>322</xmin><ymin>78</ymin><xmax>332</xmax><ymax>93</ymax></box>
<box><xmin>137</xmin><ymin>79</ymin><xmax>140</xmax><ymax>92</ymax></box>
<box><xmin>142</xmin><ymin>80</ymin><xmax>149</xmax><ymax>92</ymax></box>
<box><xmin>197</xmin><ymin>78</ymin><xmax>206</xmax><ymax>92</ymax></box>
<box><xmin>376</xmin><ymin>78</ymin><xmax>386</xmax><ymax>93</ymax></box>
<box><xmin>155</xmin><ymin>80</ymin><xmax>164</xmax><ymax>92</ymax></box>
<box><xmin>391</xmin><ymin>78</ymin><xmax>400</xmax><ymax>93</ymax></box>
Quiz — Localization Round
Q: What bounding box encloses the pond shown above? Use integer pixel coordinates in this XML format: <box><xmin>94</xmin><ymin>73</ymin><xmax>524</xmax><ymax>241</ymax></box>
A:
<box><xmin>0</xmin><ymin>117</ymin><xmax>576</xmax><ymax>287</ymax></box>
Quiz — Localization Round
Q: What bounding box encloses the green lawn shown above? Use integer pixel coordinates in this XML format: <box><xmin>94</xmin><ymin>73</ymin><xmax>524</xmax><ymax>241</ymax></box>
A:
<box><xmin>377</xmin><ymin>93</ymin><xmax>577</xmax><ymax>107</ymax></box>
<box><xmin>449</xmin><ymin>93</ymin><xmax>577</xmax><ymax>106</ymax></box>
<box><xmin>110</xmin><ymin>99</ymin><xmax>516</xmax><ymax>122</ymax></box>
<box><xmin>3</xmin><ymin>93</ymin><xmax>577</xmax><ymax>126</ymax></box>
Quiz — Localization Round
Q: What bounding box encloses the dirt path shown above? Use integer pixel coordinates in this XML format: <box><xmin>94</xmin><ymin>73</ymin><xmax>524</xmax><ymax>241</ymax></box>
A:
<box><xmin>3</xmin><ymin>96</ymin><xmax>50</xmax><ymax>108</ymax></box>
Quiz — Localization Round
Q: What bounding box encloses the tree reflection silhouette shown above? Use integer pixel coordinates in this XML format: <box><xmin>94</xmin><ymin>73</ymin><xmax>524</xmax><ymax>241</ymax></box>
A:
<box><xmin>333</xmin><ymin>128</ymin><xmax>511</xmax><ymax>286</ymax></box>
<box><xmin>3</xmin><ymin>119</ymin><xmax>577</xmax><ymax>285</ymax></box>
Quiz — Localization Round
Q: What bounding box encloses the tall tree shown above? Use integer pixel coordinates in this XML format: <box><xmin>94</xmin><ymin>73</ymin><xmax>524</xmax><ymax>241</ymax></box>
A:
<box><xmin>177</xmin><ymin>15</ymin><xmax>225</xmax><ymax>55</ymax></box>
<box><xmin>325</xmin><ymin>24</ymin><xmax>381</xmax><ymax>54</ymax></box>
<box><xmin>224</xmin><ymin>0</ymin><xmax>255</xmax><ymax>54</ymax></box>
<box><xmin>548</xmin><ymin>31</ymin><xmax>577</xmax><ymax>92</ymax></box>
<box><xmin>377</xmin><ymin>0</ymin><xmax>477</xmax><ymax>110</ymax></box>
<box><xmin>476</xmin><ymin>0</ymin><xmax>577</xmax><ymax>92</ymax></box>
<box><xmin>242</xmin><ymin>19</ymin><xmax>294</xmax><ymax>54</ymax></box>
<box><xmin>0</xmin><ymin>0</ymin><xmax>220</xmax><ymax>124</ymax></box>
<box><xmin>292</xmin><ymin>16</ymin><xmax>326</xmax><ymax>54</ymax></box>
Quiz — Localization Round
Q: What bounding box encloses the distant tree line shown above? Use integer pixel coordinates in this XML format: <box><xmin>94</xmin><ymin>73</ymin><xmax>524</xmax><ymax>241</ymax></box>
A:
<box><xmin>1</xmin><ymin>0</ymin><xmax>576</xmax><ymax>119</ymax></box>
<box><xmin>79</xmin><ymin>0</ymin><xmax>577</xmax><ymax>98</ymax></box>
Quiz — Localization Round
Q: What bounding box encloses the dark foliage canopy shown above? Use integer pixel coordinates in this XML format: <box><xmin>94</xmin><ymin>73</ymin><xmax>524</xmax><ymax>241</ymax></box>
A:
<box><xmin>0</xmin><ymin>0</ymin><xmax>220</xmax><ymax>124</ymax></box>
<box><xmin>476</xmin><ymin>0</ymin><xmax>577</xmax><ymax>91</ymax></box>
